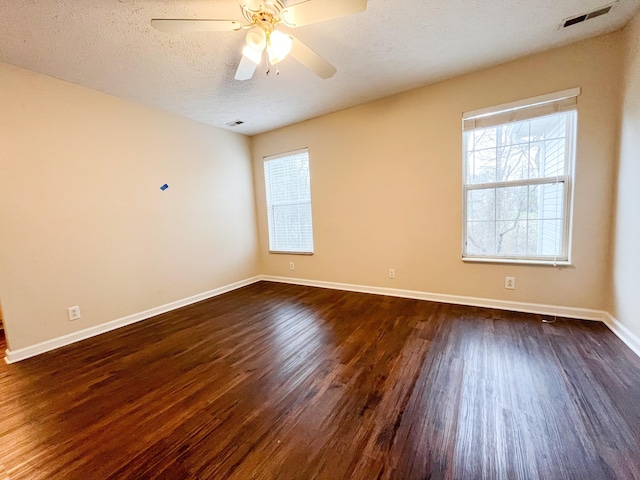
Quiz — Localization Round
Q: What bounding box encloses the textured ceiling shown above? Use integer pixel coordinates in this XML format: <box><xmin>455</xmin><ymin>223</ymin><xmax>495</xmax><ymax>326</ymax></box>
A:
<box><xmin>1</xmin><ymin>0</ymin><xmax>638</xmax><ymax>135</ymax></box>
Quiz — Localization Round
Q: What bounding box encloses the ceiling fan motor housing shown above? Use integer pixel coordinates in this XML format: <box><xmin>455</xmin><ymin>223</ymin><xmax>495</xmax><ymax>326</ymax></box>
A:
<box><xmin>241</xmin><ymin>1</ymin><xmax>285</xmax><ymax>26</ymax></box>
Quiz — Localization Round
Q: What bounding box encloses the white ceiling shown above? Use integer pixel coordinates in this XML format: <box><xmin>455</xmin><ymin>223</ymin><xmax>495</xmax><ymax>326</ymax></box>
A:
<box><xmin>1</xmin><ymin>0</ymin><xmax>638</xmax><ymax>136</ymax></box>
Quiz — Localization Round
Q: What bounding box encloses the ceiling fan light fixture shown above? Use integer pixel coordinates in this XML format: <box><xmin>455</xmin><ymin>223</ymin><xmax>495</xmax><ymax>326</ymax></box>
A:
<box><xmin>242</xmin><ymin>45</ymin><xmax>263</xmax><ymax>64</ymax></box>
<box><xmin>245</xmin><ymin>27</ymin><xmax>267</xmax><ymax>52</ymax></box>
<box><xmin>266</xmin><ymin>30</ymin><xmax>292</xmax><ymax>65</ymax></box>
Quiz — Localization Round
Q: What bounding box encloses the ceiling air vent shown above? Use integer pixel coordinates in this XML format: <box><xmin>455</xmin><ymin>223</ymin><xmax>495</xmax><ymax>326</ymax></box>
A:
<box><xmin>225</xmin><ymin>120</ymin><xmax>244</xmax><ymax>127</ymax></box>
<box><xmin>562</xmin><ymin>3</ymin><xmax>615</xmax><ymax>28</ymax></box>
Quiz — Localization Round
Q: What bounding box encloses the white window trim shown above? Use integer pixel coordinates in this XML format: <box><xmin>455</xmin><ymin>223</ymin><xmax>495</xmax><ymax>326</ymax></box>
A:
<box><xmin>461</xmin><ymin>89</ymin><xmax>579</xmax><ymax>266</ymax></box>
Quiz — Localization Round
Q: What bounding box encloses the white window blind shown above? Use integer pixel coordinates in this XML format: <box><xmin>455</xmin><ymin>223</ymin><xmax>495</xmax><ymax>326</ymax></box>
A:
<box><xmin>462</xmin><ymin>89</ymin><xmax>579</xmax><ymax>263</ymax></box>
<box><xmin>264</xmin><ymin>148</ymin><xmax>314</xmax><ymax>254</ymax></box>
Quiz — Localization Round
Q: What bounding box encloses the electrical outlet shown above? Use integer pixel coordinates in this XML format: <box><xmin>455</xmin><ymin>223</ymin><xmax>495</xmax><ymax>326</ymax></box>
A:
<box><xmin>289</xmin><ymin>262</ymin><xmax>295</xmax><ymax>271</ymax></box>
<box><xmin>505</xmin><ymin>277</ymin><xmax>516</xmax><ymax>290</ymax></box>
<box><xmin>389</xmin><ymin>268</ymin><xmax>396</xmax><ymax>279</ymax></box>
<box><xmin>68</xmin><ymin>306</ymin><xmax>81</xmax><ymax>321</ymax></box>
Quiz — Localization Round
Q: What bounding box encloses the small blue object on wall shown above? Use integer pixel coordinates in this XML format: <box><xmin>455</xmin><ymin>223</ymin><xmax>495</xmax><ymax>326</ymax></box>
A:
<box><xmin>160</xmin><ymin>184</ymin><xmax>169</xmax><ymax>191</ymax></box>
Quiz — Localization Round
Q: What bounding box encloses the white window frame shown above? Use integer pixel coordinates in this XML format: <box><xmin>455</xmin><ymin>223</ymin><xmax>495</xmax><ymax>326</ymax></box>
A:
<box><xmin>461</xmin><ymin>88</ymin><xmax>579</xmax><ymax>265</ymax></box>
<box><xmin>263</xmin><ymin>148</ymin><xmax>314</xmax><ymax>255</ymax></box>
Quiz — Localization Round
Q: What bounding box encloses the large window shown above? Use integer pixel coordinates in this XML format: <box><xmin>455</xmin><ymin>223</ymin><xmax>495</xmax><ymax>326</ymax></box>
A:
<box><xmin>462</xmin><ymin>89</ymin><xmax>578</xmax><ymax>263</ymax></box>
<box><xmin>264</xmin><ymin>148</ymin><xmax>314</xmax><ymax>254</ymax></box>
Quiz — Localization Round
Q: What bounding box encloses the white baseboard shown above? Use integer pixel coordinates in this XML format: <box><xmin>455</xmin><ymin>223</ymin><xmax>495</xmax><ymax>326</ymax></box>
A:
<box><xmin>6</xmin><ymin>275</ymin><xmax>639</xmax><ymax>363</ymax></box>
<box><xmin>4</xmin><ymin>276</ymin><xmax>262</xmax><ymax>364</ymax></box>
<box><xmin>262</xmin><ymin>276</ymin><xmax>640</xmax><ymax>358</ymax></box>
<box><xmin>261</xmin><ymin>275</ymin><xmax>605</xmax><ymax>321</ymax></box>
<box><xmin>601</xmin><ymin>312</ymin><xmax>640</xmax><ymax>358</ymax></box>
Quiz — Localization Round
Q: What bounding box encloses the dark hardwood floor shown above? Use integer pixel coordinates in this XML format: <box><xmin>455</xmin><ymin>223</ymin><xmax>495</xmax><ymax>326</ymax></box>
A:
<box><xmin>1</xmin><ymin>281</ymin><xmax>640</xmax><ymax>479</ymax></box>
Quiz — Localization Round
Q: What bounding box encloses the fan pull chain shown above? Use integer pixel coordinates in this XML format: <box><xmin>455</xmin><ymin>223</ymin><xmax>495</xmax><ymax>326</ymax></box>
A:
<box><xmin>266</xmin><ymin>64</ymin><xmax>280</xmax><ymax>76</ymax></box>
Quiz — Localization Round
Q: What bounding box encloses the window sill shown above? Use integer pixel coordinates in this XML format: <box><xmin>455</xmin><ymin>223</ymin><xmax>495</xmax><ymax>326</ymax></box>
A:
<box><xmin>462</xmin><ymin>257</ymin><xmax>572</xmax><ymax>267</ymax></box>
<box><xmin>269</xmin><ymin>251</ymin><xmax>314</xmax><ymax>256</ymax></box>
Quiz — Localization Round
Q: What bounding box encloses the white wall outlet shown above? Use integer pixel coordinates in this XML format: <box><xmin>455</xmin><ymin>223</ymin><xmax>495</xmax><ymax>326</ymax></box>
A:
<box><xmin>389</xmin><ymin>268</ymin><xmax>396</xmax><ymax>279</ymax></box>
<box><xmin>68</xmin><ymin>306</ymin><xmax>81</xmax><ymax>321</ymax></box>
<box><xmin>289</xmin><ymin>262</ymin><xmax>295</xmax><ymax>271</ymax></box>
<box><xmin>505</xmin><ymin>277</ymin><xmax>516</xmax><ymax>290</ymax></box>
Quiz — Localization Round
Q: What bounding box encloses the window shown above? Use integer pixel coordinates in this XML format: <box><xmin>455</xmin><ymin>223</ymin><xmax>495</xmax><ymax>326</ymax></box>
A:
<box><xmin>462</xmin><ymin>89</ymin><xmax>579</xmax><ymax>263</ymax></box>
<box><xmin>264</xmin><ymin>148</ymin><xmax>314</xmax><ymax>254</ymax></box>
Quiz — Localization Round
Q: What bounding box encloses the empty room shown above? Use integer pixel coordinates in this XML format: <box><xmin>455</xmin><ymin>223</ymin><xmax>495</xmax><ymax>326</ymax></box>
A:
<box><xmin>1</xmin><ymin>0</ymin><xmax>640</xmax><ymax>478</ymax></box>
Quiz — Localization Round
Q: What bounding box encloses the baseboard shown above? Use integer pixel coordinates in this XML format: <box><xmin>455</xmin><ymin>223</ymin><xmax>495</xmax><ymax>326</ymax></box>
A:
<box><xmin>4</xmin><ymin>276</ymin><xmax>262</xmax><ymax>364</ymax></box>
<box><xmin>261</xmin><ymin>275</ymin><xmax>605</xmax><ymax>321</ymax></box>
<box><xmin>261</xmin><ymin>275</ymin><xmax>640</xmax><ymax>358</ymax></box>
<box><xmin>7</xmin><ymin>275</ymin><xmax>639</xmax><ymax>363</ymax></box>
<box><xmin>601</xmin><ymin>313</ymin><xmax>640</xmax><ymax>358</ymax></box>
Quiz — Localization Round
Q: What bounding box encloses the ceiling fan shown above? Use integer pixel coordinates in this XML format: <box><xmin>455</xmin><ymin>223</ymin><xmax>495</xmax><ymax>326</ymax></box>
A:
<box><xmin>151</xmin><ymin>0</ymin><xmax>368</xmax><ymax>81</ymax></box>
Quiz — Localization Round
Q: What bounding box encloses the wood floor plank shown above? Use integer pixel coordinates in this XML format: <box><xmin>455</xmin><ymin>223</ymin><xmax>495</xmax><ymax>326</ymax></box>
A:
<box><xmin>1</xmin><ymin>282</ymin><xmax>640</xmax><ymax>479</ymax></box>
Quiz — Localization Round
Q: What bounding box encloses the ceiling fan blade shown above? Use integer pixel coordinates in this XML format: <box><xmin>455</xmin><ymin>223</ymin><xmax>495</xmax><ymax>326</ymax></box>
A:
<box><xmin>281</xmin><ymin>0</ymin><xmax>367</xmax><ymax>28</ymax></box>
<box><xmin>151</xmin><ymin>19</ymin><xmax>243</xmax><ymax>33</ymax></box>
<box><xmin>289</xmin><ymin>36</ymin><xmax>337</xmax><ymax>79</ymax></box>
<box><xmin>235</xmin><ymin>52</ymin><xmax>260</xmax><ymax>81</ymax></box>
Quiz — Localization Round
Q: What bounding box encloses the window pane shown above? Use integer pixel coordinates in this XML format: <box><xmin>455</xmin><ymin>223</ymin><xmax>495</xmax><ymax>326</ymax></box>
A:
<box><xmin>467</xmin><ymin>189</ymin><xmax>495</xmax><ymax>221</ymax></box>
<box><xmin>264</xmin><ymin>149</ymin><xmax>314</xmax><ymax>253</ymax></box>
<box><xmin>467</xmin><ymin>112</ymin><xmax>571</xmax><ymax>182</ymax></box>
<box><xmin>497</xmin><ymin>121</ymin><xmax>529</xmax><ymax>147</ymax></box>
<box><xmin>466</xmin><ymin>183</ymin><xmax>565</xmax><ymax>257</ymax></box>
<box><xmin>540</xmin><ymin>219</ymin><xmax>563</xmax><ymax>255</ymax></box>
<box><xmin>462</xmin><ymin>100</ymin><xmax>575</xmax><ymax>261</ymax></box>
<box><xmin>497</xmin><ymin>144</ymin><xmax>529</xmax><ymax>182</ymax></box>
<box><xmin>271</xmin><ymin>203</ymin><xmax>313</xmax><ymax>252</ymax></box>
<box><xmin>470</xmin><ymin>148</ymin><xmax>497</xmax><ymax>184</ymax></box>
<box><xmin>528</xmin><ymin>185</ymin><xmax>541</xmax><ymax>219</ymax></box>
<box><xmin>541</xmin><ymin>139</ymin><xmax>565</xmax><ymax>177</ymax></box>
<box><xmin>464</xmin><ymin>184</ymin><xmax>565</xmax><ymax>257</ymax></box>
<box><xmin>473</xmin><ymin>127</ymin><xmax>497</xmax><ymax>150</ymax></box>
<box><xmin>466</xmin><ymin>221</ymin><xmax>495</xmax><ymax>255</ymax></box>
<box><xmin>496</xmin><ymin>220</ymin><xmax>528</xmax><ymax>255</ymax></box>
<box><xmin>526</xmin><ymin>220</ymin><xmax>540</xmax><ymax>256</ymax></box>
<box><xmin>465</xmin><ymin>150</ymin><xmax>473</xmax><ymax>183</ymax></box>
<box><xmin>525</xmin><ymin>219</ymin><xmax>563</xmax><ymax>256</ymax></box>
<box><xmin>530</xmin><ymin>112</ymin><xmax>567</xmax><ymax>141</ymax></box>
<box><xmin>464</xmin><ymin>130</ymin><xmax>475</xmax><ymax>155</ymax></box>
<box><xmin>527</xmin><ymin>183</ymin><xmax>564</xmax><ymax>220</ymax></box>
<box><xmin>540</xmin><ymin>182</ymin><xmax>564</xmax><ymax>219</ymax></box>
<box><xmin>529</xmin><ymin>142</ymin><xmax>543</xmax><ymax>178</ymax></box>
<box><xmin>496</xmin><ymin>186</ymin><xmax>528</xmax><ymax>221</ymax></box>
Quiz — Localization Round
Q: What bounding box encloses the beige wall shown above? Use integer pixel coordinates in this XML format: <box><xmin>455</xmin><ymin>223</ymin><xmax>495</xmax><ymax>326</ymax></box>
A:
<box><xmin>1</xmin><ymin>27</ymin><xmax>633</xmax><ymax>355</ymax></box>
<box><xmin>0</xmin><ymin>63</ymin><xmax>259</xmax><ymax>351</ymax></box>
<box><xmin>611</xmin><ymin>13</ymin><xmax>640</xmax><ymax>339</ymax></box>
<box><xmin>252</xmin><ymin>32</ymin><xmax>623</xmax><ymax>311</ymax></box>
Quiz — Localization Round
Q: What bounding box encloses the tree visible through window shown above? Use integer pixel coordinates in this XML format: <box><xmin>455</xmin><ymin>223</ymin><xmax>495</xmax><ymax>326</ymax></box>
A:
<box><xmin>462</xmin><ymin>91</ymin><xmax>578</xmax><ymax>262</ymax></box>
<box><xmin>264</xmin><ymin>148</ymin><xmax>314</xmax><ymax>254</ymax></box>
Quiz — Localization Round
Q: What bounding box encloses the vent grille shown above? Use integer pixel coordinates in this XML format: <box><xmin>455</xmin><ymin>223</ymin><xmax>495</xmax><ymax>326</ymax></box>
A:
<box><xmin>562</xmin><ymin>3</ymin><xmax>614</xmax><ymax>28</ymax></box>
<box><xmin>225</xmin><ymin>120</ymin><xmax>245</xmax><ymax>127</ymax></box>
